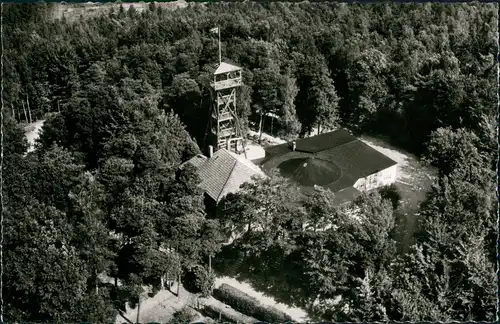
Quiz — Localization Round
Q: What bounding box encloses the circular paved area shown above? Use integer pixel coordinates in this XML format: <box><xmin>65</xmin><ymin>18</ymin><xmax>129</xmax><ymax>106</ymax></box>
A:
<box><xmin>277</xmin><ymin>157</ymin><xmax>342</xmax><ymax>187</ymax></box>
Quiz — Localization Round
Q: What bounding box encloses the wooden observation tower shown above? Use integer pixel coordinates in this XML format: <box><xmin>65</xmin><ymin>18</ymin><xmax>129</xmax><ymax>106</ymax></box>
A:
<box><xmin>207</xmin><ymin>27</ymin><xmax>246</xmax><ymax>154</ymax></box>
<box><xmin>210</xmin><ymin>62</ymin><xmax>243</xmax><ymax>152</ymax></box>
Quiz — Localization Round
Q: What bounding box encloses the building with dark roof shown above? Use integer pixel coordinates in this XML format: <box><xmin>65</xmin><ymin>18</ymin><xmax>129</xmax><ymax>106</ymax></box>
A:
<box><xmin>262</xmin><ymin>129</ymin><xmax>398</xmax><ymax>205</ymax></box>
<box><xmin>181</xmin><ymin>146</ymin><xmax>266</xmax><ymax>214</ymax></box>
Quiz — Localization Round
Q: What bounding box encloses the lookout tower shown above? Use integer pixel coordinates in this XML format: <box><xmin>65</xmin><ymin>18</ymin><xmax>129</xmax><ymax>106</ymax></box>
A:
<box><xmin>209</xmin><ymin>62</ymin><xmax>244</xmax><ymax>153</ymax></box>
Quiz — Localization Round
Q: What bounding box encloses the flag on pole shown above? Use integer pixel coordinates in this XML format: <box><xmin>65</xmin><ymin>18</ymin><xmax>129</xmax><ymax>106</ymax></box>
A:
<box><xmin>210</xmin><ymin>26</ymin><xmax>221</xmax><ymax>64</ymax></box>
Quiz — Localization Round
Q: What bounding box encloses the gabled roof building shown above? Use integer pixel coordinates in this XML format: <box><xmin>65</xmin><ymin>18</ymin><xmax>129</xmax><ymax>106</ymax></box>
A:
<box><xmin>182</xmin><ymin>147</ymin><xmax>266</xmax><ymax>208</ymax></box>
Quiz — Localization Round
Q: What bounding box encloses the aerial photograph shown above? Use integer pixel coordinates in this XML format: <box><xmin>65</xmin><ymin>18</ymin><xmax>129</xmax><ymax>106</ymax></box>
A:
<box><xmin>1</xmin><ymin>1</ymin><xmax>498</xmax><ymax>323</ymax></box>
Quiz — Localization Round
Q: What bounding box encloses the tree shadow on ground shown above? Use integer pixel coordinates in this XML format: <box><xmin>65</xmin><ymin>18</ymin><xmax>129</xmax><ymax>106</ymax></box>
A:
<box><xmin>213</xmin><ymin>245</ymin><xmax>311</xmax><ymax>314</ymax></box>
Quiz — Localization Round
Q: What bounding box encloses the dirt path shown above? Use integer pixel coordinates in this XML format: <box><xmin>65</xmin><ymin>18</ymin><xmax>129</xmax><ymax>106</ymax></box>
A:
<box><xmin>116</xmin><ymin>284</ymin><xmax>201</xmax><ymax>324</ymax></box>
<box><xmin>247</xmin><ymin>130</ymin><xmax>286</xmax><ymax>145</ymax></box>
<box><xmin>201</xmin><ymin>296</ymin><xmax>259</xmax><ymax>323</ymax></box>
<box><xmin>116</xmin><ymin>281</ymin><xmax>261</xmax><ymax>324</ymax></box>
<box><xmin>215</xmin><ymin>276</ymin><xmax>309</xmax><ymax>322</ymax></box>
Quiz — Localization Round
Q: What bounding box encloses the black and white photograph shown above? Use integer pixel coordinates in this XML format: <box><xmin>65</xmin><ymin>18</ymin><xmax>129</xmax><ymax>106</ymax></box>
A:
<box><xmin>0</xmin><ymin>1</ymin><xmax>498</xmax><ymax>323</ymax></box>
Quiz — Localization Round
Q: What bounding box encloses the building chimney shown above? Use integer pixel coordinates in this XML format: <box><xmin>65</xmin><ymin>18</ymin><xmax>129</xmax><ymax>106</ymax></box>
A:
<box><xmin>208</xmin><ymin>145</ymin><xmax>214</xmax><ymax>158</ymax></box>
<box><xmin>292</xmin><ymin>141</ymin><xmax>296</xmax><ymax>151</ymax></box>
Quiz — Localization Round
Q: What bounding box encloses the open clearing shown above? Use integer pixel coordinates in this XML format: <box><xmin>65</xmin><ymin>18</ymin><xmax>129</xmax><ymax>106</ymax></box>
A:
<box><xmin>23</xmin><ymin>120</ymin><xmax>45</xmax><ymax>154</ymax></box>
<box><xmin>359</xmin><ymin>135</ymin><xmax>437</xmax><ymax>252</ymax></box>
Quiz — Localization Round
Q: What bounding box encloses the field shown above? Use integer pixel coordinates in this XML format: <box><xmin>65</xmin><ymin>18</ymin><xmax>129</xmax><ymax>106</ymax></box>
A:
<box><xmin>52</xmin><ymin>1</ymin><xmax>189</xmax><ymax>21</ymax></box>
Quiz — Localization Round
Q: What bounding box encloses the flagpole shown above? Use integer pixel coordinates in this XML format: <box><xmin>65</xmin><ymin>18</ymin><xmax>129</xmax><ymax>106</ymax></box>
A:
<box><xmin>218</xmin><ymin>26</ymin><xmax>221</xmax><ymax>65</ymax></box>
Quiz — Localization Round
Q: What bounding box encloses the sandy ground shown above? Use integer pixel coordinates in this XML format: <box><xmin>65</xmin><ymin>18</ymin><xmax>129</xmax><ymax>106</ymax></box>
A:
<box><xmin>359</xmin><ymin>136</ymin><xmax>436</xmax><ymax>187</ymax></box>
<box><xmin>215</xmin><ymin>276</ymin><xmax>309</xmax><ymax>322</ymax></box>
<box><xmin>240</xmin><ymin>130</ymin><xmax>287</xmax><ymax>166</ymax></box>
<box><xmin>241</xmin><ymin>142</ymin><xmax>266</xmax><ymax>165</ymax></box>
<box><xmin>23</xmin><ymin>120</ymin><xmax>45</xmax><ymax>154</ymax></box>
<box><xmin>115</xmin><ymin>281</ymin><xmax>260</xmax><ymax>324</ymax></box>
<box><xmin>247</xmin><ymin>130</ymin><xmax>287</xmax><ymax>145</ymax></box>
<box><xmin>116</xmin><ymin>284</ymin><xmax>199</xmax><ymax>324</ymax></box>
<box><xmin>116</xmin><ymin>276</ymin><xmax>308</xmax><ymax>324</ymax></box>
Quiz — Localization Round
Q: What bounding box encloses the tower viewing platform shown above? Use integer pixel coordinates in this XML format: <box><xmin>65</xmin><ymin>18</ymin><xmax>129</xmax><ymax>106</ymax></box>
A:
<box><xmin>211</xmin><ymin>62</ymin><xmax>242</xmax><ymax>91</ymax></box>
<box><xmin>208</xmin><ymin>60</ymin><xmax>245</xmax><ymax>154</ymax></box>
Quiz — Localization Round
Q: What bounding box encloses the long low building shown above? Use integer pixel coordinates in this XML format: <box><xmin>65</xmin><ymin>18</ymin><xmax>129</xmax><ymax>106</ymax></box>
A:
<box><xmin>261</xmin><ymin>129</ymin><xmax>398</xmax><ymax>204</ymax></box>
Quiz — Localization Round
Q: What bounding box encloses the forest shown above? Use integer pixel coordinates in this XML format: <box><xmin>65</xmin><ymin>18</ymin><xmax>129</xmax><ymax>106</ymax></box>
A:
<box><xmin>2</xmin><ymin>1</ymin><xmax>498</xmax><ymax>322</ymax></box>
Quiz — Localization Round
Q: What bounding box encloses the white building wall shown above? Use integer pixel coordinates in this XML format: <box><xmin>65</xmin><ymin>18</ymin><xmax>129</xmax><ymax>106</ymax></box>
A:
<box><xmin>353</xmin><ymin>164</ymin><xmax>397</xmax><ymax>192</ymax></box>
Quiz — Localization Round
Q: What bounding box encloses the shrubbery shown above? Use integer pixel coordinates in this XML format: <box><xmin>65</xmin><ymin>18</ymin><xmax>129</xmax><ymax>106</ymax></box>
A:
<box><xmin>213</xmin><ymin>284</ymin><xmax>292</xmax><ymax>323</ymax></box>
<box><xmin>169</xmin><ymin>307</ymin><xmax>197</xmax><ymax>324</ymax></box>
<box><xmin>378</xmin><ymin>184</ymin><xmax>402</xmax><ymax>209</ymax></box>
<box><xmin>203</xmin><ymin>303</ymin><xmax>245</xmax><ymax>323</ymax></box>
<box><xmin>182</xmin><ymin>265</ymin><xmax>215</xmax><ymax>297</ymax></box>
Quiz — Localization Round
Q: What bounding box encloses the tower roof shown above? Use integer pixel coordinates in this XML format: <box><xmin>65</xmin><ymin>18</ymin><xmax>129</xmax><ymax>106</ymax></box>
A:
<box><xmin>214</xmin><ymin>62</ymin><xmax>242</xmax><ymax>75</ymax></box>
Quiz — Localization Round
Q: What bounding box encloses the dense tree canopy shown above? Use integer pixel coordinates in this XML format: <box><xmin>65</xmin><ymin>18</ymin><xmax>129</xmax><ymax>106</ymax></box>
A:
<box><xmin>2</xmin><ymin>2</ymin><xmax>497</xmax><ymax>322</ymax></box>
<box><xmin>4</xmin><ymin>2</ymin><xmax>496</xmax><ymax>150</ymax></box>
